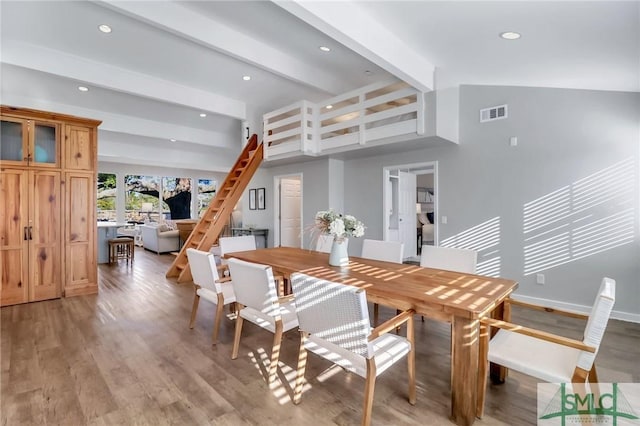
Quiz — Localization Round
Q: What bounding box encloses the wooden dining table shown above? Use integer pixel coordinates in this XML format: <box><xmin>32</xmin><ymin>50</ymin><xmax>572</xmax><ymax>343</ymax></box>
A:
<box><xmin>224</xmin><ymin>247</ymin><xmax>518</xmax><ymax>426</ymax></box>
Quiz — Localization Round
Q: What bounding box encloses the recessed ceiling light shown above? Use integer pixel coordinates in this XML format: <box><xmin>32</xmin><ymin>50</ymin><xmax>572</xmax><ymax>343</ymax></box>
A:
<box><xmin>500</xmin><ymin>31</ymin><xmax>521</xmax><ymax>40</ymax></box>
<box><xmin>199</xmin><ymin>113</ymin><xmax>207</xmax><ymax>118</ymax></box>
<box><xmin>325</xmin><ymin>105</ymin><xmax>333</xmax><ymax>109</ymax></box>
<box><xmin>170</xmin><ymin>138</ymin><xmax>176</xmax><ymax>142</ymax></box>
<box><xmin>319</xmin><ymin>46</ymin><xmax>331</xmax><ymax>52</ymax></box>
<box><xmin>78</xmin><ymin>86</ymin><xmax>89</xmax><ymax>92</ymax></box>
<box><xmin>242</xmin><ymin>75</ymin><xmax>251</xmax><ymax>81</ymax></box>
<box><xmin>364</xmin><ymin>70</ymin><xmax>373</xmax><ymax>76</ymax></box>
<box><xmin>98</xmin><ymin>24</ymin><xmax>112</xmax><ymax>34</ymax></box>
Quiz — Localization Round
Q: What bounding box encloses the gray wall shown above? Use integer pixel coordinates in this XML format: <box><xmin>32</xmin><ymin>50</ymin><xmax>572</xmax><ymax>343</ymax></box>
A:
<box><xmin>243</xmin><ymin>158</ymin><xmax>331</xmax><ymax>248</ymax></box>
<box><xmin>249</xmin><ymin>85</ymin><xmax>639</xmax><ymax>317</ymax></box>
<box><xmin>340</xmin><ymin>86</ymin><xmax>639</xmax><ymax>316</ymax></box>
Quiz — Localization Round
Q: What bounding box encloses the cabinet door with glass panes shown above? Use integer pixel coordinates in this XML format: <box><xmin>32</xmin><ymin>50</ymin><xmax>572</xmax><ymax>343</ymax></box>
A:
<box><xmin>0</xmin><ymin>116</ymin><xmax>60</xmax><ymax>168</ymax></box>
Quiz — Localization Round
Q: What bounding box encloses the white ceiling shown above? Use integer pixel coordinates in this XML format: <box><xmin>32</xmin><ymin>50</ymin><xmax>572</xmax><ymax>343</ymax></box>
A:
<box><xmin>1</xmin><ymin>1</ymin><xmax>638</xmax><ymax>171</ymax></box>
<box><xmin>361</xmin><ymin>1</ymin><xmax>640</xmax><ymax>92</ymax></box>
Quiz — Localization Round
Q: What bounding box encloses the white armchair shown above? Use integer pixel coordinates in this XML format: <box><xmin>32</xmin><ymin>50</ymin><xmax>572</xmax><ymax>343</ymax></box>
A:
<box><xmin>419</xmin><ymin>245</ymin><xmax>477</xmax><ymax>272</ymax></box>
<box><xmin>361</xmin><ymin>239</ymin><xmax>404</xmax><ymax>324</ymax></box>
<box><xmin>290</xmin><ymin>273</ymin><xmax>416</xmax><ymax>426</ymax></box>
<box><xmin>227</xmin><ymin>258</ymin><xmax>299</xmax><ymax>384</ymax></box>
<box><xmin>315</xmin><ymin>234</ymin><xmax>343</xmax><ymax>253</ymax></box>
<box><xmin>219</xmin><ymin>235</ymin><xmax>256</xmax><ymax>260</ymax></box>
<box><xmin>140</xmin><ymin>224</ymin><xmax>180</xmax><ymax>254</ymax></box>
<box><xmin>221</xmin><ymin>235</ymin><xmax>287</xmax><ymax>295</ymax></box>
<box><xmin>477</xmin><ymin>277</ymin><xmax>616</xmax><ymax>418</ymax></box>
<box><xmin>187</xmin><ymin>248</ymin><xmax>236</xmax><ymax>344</ymax></box>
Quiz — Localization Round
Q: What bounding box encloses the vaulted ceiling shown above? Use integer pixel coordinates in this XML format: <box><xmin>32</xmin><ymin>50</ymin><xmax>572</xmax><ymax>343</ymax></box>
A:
<box><xmin>1</xmin><ymin>1</ymin><xmax>638</xmax><ymax>171</ymax></box>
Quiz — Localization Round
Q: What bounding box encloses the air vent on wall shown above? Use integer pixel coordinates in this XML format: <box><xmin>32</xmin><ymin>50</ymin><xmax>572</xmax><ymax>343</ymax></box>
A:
<box><xmin>480</xmin><ymin>104</ymin><xmax>508</xmax><ymax>123</ymax></box>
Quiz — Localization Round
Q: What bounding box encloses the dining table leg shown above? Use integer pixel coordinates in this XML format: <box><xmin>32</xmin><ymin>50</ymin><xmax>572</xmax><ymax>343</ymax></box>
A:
<box><xmin>450</xmin><ymin>316</ymin><xmax>479</xmax><ymax>426</ymax></box>
<box><xmin>489</xmin><ymin>302</ymin><xmax>509</xmax><ymax>383</ymax></box>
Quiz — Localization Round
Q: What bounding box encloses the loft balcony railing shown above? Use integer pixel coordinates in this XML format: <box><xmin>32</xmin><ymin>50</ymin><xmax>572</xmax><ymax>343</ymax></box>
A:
<box><xmin>263</xmin><ymin>79</ymin><xmax>425</xmax><ymax>160</ymax></box>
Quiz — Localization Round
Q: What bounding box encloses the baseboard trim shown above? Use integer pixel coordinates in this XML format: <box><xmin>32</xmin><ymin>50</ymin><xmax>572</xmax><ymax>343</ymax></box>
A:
<box><xmin>511</xmin><ymin>294</ymin><xmax>640</xmax><ymax>324</ymax></box>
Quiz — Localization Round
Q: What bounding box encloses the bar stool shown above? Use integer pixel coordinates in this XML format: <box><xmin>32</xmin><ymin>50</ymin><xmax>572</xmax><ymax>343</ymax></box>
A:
<box><xmin>108</xmin><ymin>237</ymin><xmax>135</xmax><ymax>264</ymax></box>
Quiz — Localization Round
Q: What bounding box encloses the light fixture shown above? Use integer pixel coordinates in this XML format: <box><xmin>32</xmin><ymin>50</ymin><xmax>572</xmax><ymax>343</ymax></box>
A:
<box><xmin>364</xmin><ymin>70</ymin><xmax>373</xmax><ymax>76</ymax></box>
<box><xmin>242</xmin><ymin>75</ymin><xmax>251</xmax><ymax>81</ymax></box>
<box><xmin>199</xmin><ymin>113</ymin><xmax>207</xmax><ymax>118</ymax></box>
<box><xmin>78</xmin><ymin>86</ymin><xmax>89</xmax><ymax>92</ymax></box>
<box><xmin>140</xmin><ymin>202</ymin><xmax>154</xmax><ymax>221</ymax></box>
<box><xmin>325</xmin><ymin>104</ymin><xmax>333</xmax><ymax>109</ymax></box>
<box><xmin>170</xmin><ymin>138</ymin><xmax>176</xmax><ymax>142</ymax></box>
<box><xmin>319</xmin><ymin>46</ymin><xmax>331</xmax><ymax>52</ymax></box>
<box><xmin>500</xmin><ymin>31</ymin><xmax>521</xmax><ymax>40</ymax></box>
<box><xmin>98</xmin><ymin>24</ymin><xmax>112</xmax><ymax>34</ymax></box>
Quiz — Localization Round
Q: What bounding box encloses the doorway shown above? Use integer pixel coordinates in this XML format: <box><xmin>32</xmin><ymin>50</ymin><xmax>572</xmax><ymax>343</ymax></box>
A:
<box><xmin>383</xmin><ymin>162</ymin><xmax>438</xmax><ymax>261</ymax></box>
<box><xmin>274</xmin><ymin>174</ymin><xmax>303</xmax><ymax>248</ymax></box>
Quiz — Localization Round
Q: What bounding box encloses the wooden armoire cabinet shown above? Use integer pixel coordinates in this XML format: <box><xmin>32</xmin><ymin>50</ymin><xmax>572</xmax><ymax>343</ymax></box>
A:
<box><xmin>0</xmin><ymin>106</ymin><xmax>101</xmax><ymax>306</ymax></box>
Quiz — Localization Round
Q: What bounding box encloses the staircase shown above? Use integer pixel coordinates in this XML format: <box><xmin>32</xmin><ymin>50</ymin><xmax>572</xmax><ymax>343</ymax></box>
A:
<box><xmin>166</xmin><ymin>134</ymin><xmax>263</xmax><ymax>283</ymax></box>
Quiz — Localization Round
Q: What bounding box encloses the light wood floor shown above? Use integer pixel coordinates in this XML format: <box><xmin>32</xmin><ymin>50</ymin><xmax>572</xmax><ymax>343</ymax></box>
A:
<box><xmin>2</xmin><ymin>248</ymin><xmax>639</xmax><ymax>425</ymax></box>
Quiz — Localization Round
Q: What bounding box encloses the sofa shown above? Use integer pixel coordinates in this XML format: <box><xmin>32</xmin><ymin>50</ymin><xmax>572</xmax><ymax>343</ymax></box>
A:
<box><xmin>140</xmin><ymin>224</ymin><xmax>180</xmax><ymax>254</ymax></box>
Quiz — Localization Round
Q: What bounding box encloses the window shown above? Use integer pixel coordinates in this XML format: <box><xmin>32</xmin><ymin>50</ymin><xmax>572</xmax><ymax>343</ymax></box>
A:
<box><xmin>125</xmin><ymin>175</ymin><xmax>160</xmax><ymax>223</ymax></box>
<box><xmin>163</xmin><ymin>177</ymin><xmax>192</xmax><ymax>219</ymax></box>
<box><xmin>97</xmin><ymin>173</ymin><xmax>116</xmax><ymax>221</ymax></box>
<box><xmin>197</xmin><ymin>179</ymin><xmax>216</xmax><ymax>217</ymax></box>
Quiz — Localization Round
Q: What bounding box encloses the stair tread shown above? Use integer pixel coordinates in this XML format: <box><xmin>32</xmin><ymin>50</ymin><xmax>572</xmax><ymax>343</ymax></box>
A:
<box><xmin>166</xmin><ymin>136</ymin><xmax>262</xmax><ymax>280</ymax></box>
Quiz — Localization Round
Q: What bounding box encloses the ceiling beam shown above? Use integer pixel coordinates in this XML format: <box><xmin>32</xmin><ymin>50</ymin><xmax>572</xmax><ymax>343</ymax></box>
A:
<box><xmin>274</xmin><ymin>1</ymin><xmax>435</xmax><ymax>92</ymax></box>
<box><xmin>97</xmin><ymin>0</ymin><xmax>343</xmax><ymax>95</ymax></box>
<box><xmin>2</xmin><ymin>41</ymin><xmax>246</xmax><ymax>120</ymax></box>
<box><xmin>99</xmin><ymin>132</ymin><xmax>237</xmax><ymax>172</ymax></box>
<box><xmin>1</xmin><ymin>93</ymin><xmax>239</xmax><ymax>151</ymax></box>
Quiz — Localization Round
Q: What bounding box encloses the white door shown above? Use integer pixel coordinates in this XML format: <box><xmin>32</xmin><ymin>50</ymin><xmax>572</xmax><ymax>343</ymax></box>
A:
<box><xmin>280</xmin><ymin>177</ymin><xmax>301</xmax><ymax>247</ymax></box>
<box><xmin>398</xmin><ymin>171</ymin><xmax>416</xmax><ymax>259</ymax></box>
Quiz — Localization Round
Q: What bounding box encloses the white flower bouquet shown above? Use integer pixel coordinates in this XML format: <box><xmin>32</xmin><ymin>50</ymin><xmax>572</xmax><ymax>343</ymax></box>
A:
<box><xmin>313</xmin><ymin>210</ymin><xmax>365</xmax><ymax>240</ymax></box>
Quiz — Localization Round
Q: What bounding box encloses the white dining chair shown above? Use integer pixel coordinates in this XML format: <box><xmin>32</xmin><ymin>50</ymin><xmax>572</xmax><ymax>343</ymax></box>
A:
<box><xmin>419</xmin><ymin>245</ymin><xmax>477</xmax><ymax>273</ymax></box>
<box><xmin>361</xmin><ymin>239</ymin><xmax>404</xmax><ymax>324</ymax></box>
<box><xmin>419</xmin><ymin>245</ymin><xmax>478</xmax><ymax>323</ymax></box>
<box><xmin>315</xmin><ymin>234</ymin><xmax>348</xmax><ymax>253</ymax></box>
<box><xmin>219</xmin><ymin>235</ymin><xmax>257</xmax><ymax>257</ymax></box>
<box><xmin>477</xmin><ymin>277</ymin><xmax>616</xmax><ymax>417</ymax></box>
<box><xmin>186</xmin><ymin>248</ymin><xmax>236</xmax><ymax>344</ymax></box>
<box><xmin>290</xmin><ymin>273</ymin><xmax>416</xmax><ymax>426</ymax></box>
<box><xmin>227</xmin><ymin>257</ymin><xmax>299</xmax><ymax>384</ymax></box>
<box><xmin>361</xmin><ymin>239</ymin><xmax>404</xmax><ymax>263</ymax></box>
<box><xmin>220</xmin><ymin>235</ymin><xmax>286</xmax><ymax>294</ymax></box>
<box><xmin>217</xmin><ymin>235</ymin><xmax>257</xmax><ymax>277</ymax></box>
